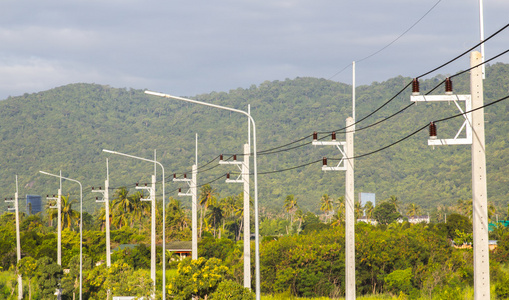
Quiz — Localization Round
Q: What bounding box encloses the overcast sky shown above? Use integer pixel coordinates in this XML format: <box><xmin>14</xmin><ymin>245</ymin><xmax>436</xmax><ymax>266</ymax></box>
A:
<box><xmin>0</xmin><ymin>0</ymin><xmax>508</xmax><ymax>100</ymax></box>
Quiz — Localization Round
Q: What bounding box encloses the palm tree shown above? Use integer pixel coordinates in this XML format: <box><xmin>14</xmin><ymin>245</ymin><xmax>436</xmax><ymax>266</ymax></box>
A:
<box><xmin>334</xmin><ymin>196</ymin><xmax>345</xmax><ymax>224</ymax></box>
<box><xmin>320</xmin><ymin>194</ymin><xmax>333</xmax><ymax>223</ymax></box>
<box><xmin>129</xmin><ymin>190</ymin><xmax>149</xmax><ymax>227</ymax></box>
<box><xmin>205</xmin><ymin>204</ymin><xmax>223</xmax><ymax>238</ymax></box>
<box><xmin>113</xmin><ymin>187</ymin><xmax>132</xmax><ymax>213</ymax></box>
<box><xmin>406</xmin><ymin>203</ymin><xmax>421</xmax><ymax>217</ymax></box>
<box><xmin>295</xmin><ymin>209</ymin><xmax>305</xmax><ymax>233</ymax></box>
<box><xmin>364</xmin><ymin>201</ymin><xmax>374</xmax><ymax>220</ymax></box>
<box><xmin>60</xmin><ymin>195</ymin><xmax>79</xmax><ymax>230</ymax></box>
<box><xmin>354</xmin><ymin>199</ymin><xmax>364</xmax><ymax>220</ymax></box>
<box><xmin>166</xmin><ymin>198</ymin><xmax>190</xmax><ymax>240</ymax></box>
<box><xmin>111</xmin><ymin>187</ymin><xmax>133</xmax><ymax>229</ymax></box>
<box><xmin>199</xmin><ymin>184</ymin><xmax>218</xmax><ymax>237</ymax></box>
<box><xmin>283</xmin><ymin>194</ymin><xmax>298</xmax><ymax>226</ymax></box>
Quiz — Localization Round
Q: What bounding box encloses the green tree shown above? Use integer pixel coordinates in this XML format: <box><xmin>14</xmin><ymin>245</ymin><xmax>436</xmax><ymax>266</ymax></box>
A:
<box><xmin>320</xmin><ymin>194</ymin><xmax>333</xmax><ymax>223</ymax></box>
<box><xmin>112</xmin><ymin>187</ymin><xmax>132</xmax><ymax>229</ymax></box>
<box><xmin>209</xmin><ymin>279</ymin><xmax>254</xmax><ymax>300</ymax></box>
<box><xmin>283</xmin><ymin>194</ymin><xmax>298</xmax><ymax>230</ymax></box>
<box><xmin>36</xmin><ymin>256</ymin><xmax>63</xmax><ymax>299</ymax></box>
<box><xmin>18</xmin><ymin>256</ymin><xmax>37</xmax><ymax>300</ymax></box>
<box><xmin>364</xmin><ymin>201</ymin><xmax>374</xmax><ymax>220</ymax></box>
<box><xmin>373</xmin><ymin>201</ymin><xmax>401</xmax><ymax>225</ymax></box>
<box><xmin>406</xmin><ymin>203</ymin><xmax>421</xmax><ymax>217</ymax></box>
<box><xmin>61</xmin><ymin>195</ymin><xmax>80</xmax><ymax>230</ymax></box>
<box><xmin>199</xmin><ymin>184</ymin><xmax>218</xmax><ymax>238</ymax></box>
<box><xmin>168</xmin><ymin>257</ymin><xmax>229</xmax><ymax>300</ymax></box>
<box><xmin>167</xmin><ymin>198</ymin><xmax>191</xmax><ymax>241</ymax></box>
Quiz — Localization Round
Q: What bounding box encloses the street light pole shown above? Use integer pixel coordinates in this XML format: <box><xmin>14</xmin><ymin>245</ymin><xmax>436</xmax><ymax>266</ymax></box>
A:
<box><xmin>144</xmin><ymin>90</ymin><xmax>261</xmax><ymax>300</ymax></box>
<box><xmin>39</xmin><ymin>171</ymin><xmax>83</xmax><ymax>300</ymax></box>
<box><xmin>102</xmin><ymin>149</ymin><xmax>167</xmax><ymax>299</ymax></box>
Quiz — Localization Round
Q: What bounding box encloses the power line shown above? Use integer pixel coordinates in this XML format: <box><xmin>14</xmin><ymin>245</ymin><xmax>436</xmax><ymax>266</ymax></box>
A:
<box><xmin>328</xmin><ymin>0</ymin><xmax>443</xmax><ymax>80</ymax></box>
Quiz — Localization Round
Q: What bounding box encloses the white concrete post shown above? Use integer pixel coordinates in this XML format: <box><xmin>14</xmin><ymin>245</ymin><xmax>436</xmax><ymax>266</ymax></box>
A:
<box><xmin>57</xmin><ymin>188</ymin><xmax>62</xmax><ymax>266</ymax></box>
<box><xmin>192</xmin><ymin>165</ymin><xmax>198</xmax><ymax>260</ymax></box>
<box><xmin>345</xmin><ymin>117</ymin><xmax>356</xmax><ymax>300</ymax></box>
<box><xmin>471</xmin><ymin>51</ymin><xmax>490</xmax><ymax>300</ymax></box>
<box><xmin>243</xmin><ymin>143</ymin><xmax>251</xmax><ymax>288</ymax></box>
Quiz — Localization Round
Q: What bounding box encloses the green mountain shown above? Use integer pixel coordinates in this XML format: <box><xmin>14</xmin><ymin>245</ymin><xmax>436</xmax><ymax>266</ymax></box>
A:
<box><xmin>1</xmin><ymin>63</ymin><xmax>509</xmax><ymax>216</ymax></box>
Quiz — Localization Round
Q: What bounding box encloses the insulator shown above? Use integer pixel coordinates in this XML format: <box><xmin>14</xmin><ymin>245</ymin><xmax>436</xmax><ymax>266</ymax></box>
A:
<box><xmin>412</xmin><ymin>78</ymin><xmax>420</xmax><ymax>95</ymax></box>
<box><xmin>226</xmin><ymin>173</ymin><xmax>230</xmax><ymax>179</ymax></box>
<box><xmin>178</xmin><ymin>188</ymin><xmax>182</xmax><ymax>193</ymax></box>
<box><xmin>429</xmin><ymin>122</ymin><xmax>437</xmax><ymax>139</ymax></box>
<box><xmin>96</xmin><ymin>197</ymin><xmax>98</xmax><ymax>200</ymax></box>
<box><xmin>445</xmin><ymin>77</ymin><xmax>453</xmax><ymax>94</ymax></box>
<box><xmin>46</xmin><ymin>195</ymin><xmax>49</xmax><ymax>198</ymax></box>
<box><xmin>220</xmin><ymin>154</ymin><xmax>223</xmax><ymax>161</ymax></box>
<box><xmin>184</xmin><ymin>173</ymin><xmax>187</xmax><ymax>179</ymax></box>
<box><xmin>313</xmin><ymin>131</ymin><xmax>318</xmax><ymax>141</ymax></box>
<box><xmin>4</xmin><ymin>198</ymin><xmax>6</xmax><ymax>200</ymax></box>
<box><xmin>173</xmin><ymin>173</ymin><xmax>176</xmax><ymax>179</ymax></box>
<box><xmin>99</xmin><ymin>187</ymin><xmax>102</xmax><ymax>190</ymax></box>
<box><xmin>145</xmin><ymin>183</ymin><xmax>148</xmax><ymax>186</ymax></box>
<box><xmin>322</xmin><ymin>157</ymin><xmax>327</xmax><ymax>166</ymax></box>
<box><xmin>136</xmin><ymin>183</ymin><xmax>139</xmax><ymax>187</ymax></box>
<box><xmin>233</xmin><ymin>155</ymin><xmax>237</xmax><ymax>161</ymax></box>
<box><xmin>53</xmin><ymin>195</ymin><xmax>56</xmax><ymax>197</ymax></box>
<box><xmin>92</xmin><ymin>187</ymin><xmax>95</xmax><ymax>190</ymax></box>
<box><xmin>331</xmin><ymin>132</ymin><xmax>336</xmax><ymax>141</ymax></box>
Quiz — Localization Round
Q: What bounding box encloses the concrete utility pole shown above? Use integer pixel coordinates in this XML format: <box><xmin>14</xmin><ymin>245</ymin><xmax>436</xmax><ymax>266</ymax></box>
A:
<box><xmin>5</xmin><ymin>176</ymin><xmax>23</xmax><ymax>299</ymax></box>
<box><xmin>136</xmin><ymin>175</ymin><xmax>157</xmax><ymax>294</ymax></box>
<box><xmin>471</xmin><ymin>51</ymin><xmax>490</xmax><ymax>300</ymax></box>
<box><xmin>345</xmin><ymin>117</ymin><xmax>355</xmax><ymax>300</ymax></box>
<box><xmin>220</xmin><ymin>144</ymin><xmax>251</xmax><ymax>288</ymax></box>
<box><xmin>409</xmin><ymin>51</ymin><xmax>489</xmax><ymax>299</ymax></box>
<box><xmin>191</xmin><ymin>165</ymin><xmax>198</xmax><ymax>260</ymax></box>
<box><xmin>243</xmin><ymin>144</ymin><xmax>251</xmax><ymax>289</ymax></box>
<box><xmin>92</xmin><ymin>159</ymin><xmax>111</xmax><ymax>267</ymax></box>
<box><xmin>174</xmin><ymin>168</ymin><xmax>198</xmax><ymax>260</ymax></box>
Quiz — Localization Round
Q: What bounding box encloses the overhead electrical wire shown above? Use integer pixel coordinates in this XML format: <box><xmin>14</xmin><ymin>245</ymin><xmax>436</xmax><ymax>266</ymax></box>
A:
<box><xmin>328</xmin><ymin>0</ymin><xmax>443</xmax><ymax>80</ymax></box>
<box><xmin>229</xmin><ymin>26</ymin><xmax>509</xmax><ymax>158</ymax></box>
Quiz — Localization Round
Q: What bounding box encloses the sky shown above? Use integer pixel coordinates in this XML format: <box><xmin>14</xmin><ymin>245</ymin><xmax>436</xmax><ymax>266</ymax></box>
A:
<box><xmin>0</xmin><ymin>0</ymin><xmax>508</xmax><ymax>100</ymax></box>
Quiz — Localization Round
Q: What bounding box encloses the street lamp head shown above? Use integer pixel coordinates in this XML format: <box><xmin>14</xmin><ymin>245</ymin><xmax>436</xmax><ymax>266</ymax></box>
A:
<box><xmin>102</xmin><ymin>149</ymin><xmax>116</xmax><ymax>154</ymax></box>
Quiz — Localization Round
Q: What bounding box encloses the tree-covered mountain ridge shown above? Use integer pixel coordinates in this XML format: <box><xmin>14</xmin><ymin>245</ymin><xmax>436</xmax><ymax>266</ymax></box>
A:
<box><xmin>1</xmin><ymin>62</ymin><xmax>508</xmax><ymax>215</ymax></box>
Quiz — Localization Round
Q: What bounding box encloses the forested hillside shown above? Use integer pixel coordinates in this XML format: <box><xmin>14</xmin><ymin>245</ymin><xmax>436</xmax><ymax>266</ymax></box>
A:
<box><xmin>1</xmin><ymin>63</ymin><xmax>508</xmax><ymax>215</ymax></box>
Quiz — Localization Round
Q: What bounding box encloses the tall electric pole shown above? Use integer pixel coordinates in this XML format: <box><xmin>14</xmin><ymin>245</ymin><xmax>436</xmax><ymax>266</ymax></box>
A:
<box><xmin>6</xmin><ymin>176</ymin><xmax>23</xmax><ymax>299</ymax></box>
<box><xmin>220</xmin><ymin>145</ymin><xmax>251</xmax><ymax>289</ymax></box>
<box><xmin>471</xmin><ymin>51</ymin><xmax>490</xmax><ymax>300</ymax></box>
<box><xmin>92</xmin><ymin>159</ymin><xmax>111</xmax><ymax>267</ymax></box>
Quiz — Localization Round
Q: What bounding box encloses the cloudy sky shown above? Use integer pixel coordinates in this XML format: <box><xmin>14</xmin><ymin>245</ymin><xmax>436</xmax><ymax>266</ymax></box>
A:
<box><xmin>0</xmin><ymin>0</ymin><xmax>508</xmax><ymax>100</ymax></box>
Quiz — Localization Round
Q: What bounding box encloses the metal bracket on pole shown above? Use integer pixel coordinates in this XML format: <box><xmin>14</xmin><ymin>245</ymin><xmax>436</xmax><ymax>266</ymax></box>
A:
<box><xmin>5</xmin><ymin>198</ymin><xmax>15</xmax><ymax>210</ymax></box>
<box><xmin>46</xmin><ymin>195</ymin><xmax>59</xmax><ymax>209</ymax></box>
<box><xmin>136</xmin><ymin>184</ymin><xmax>155</xmax><ymax>201</ymax></box>
<box><xmin>410</xmin><ymin>94</ymin><xmax>472</xmax><ymax>145</ymax></box>
<box><xmin>312</xmin><ymin>134</ymin><xmax>347</xmax><ymax>171</ymax></box>
<box><xmin>174</xmin><ymin>176</ymin><xmax>192</xmax><ymax>196</ymax></box>
<box><xmin>92</xmin><ymin>187</ymin><xmax>106</xmax><ymax>203</ymax></box>
<box><xmin>220</xmin><ymin>155</ymin><xmax>245</xmax><ymax>183</ymax></box>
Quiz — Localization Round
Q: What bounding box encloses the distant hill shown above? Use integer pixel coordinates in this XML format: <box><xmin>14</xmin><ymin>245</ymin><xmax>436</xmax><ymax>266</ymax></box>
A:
<box><xmin>1</xmin><ymin>63</ymin><xmax>509</xmax><ymax>216</ymax></box>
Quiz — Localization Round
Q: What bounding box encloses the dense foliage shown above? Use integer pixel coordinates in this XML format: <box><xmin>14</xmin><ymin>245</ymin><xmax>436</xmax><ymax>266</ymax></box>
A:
<box><xmin>0</xmin><ymin>64</ymin><xmax>508</xmax><ymax>216</ymax></box>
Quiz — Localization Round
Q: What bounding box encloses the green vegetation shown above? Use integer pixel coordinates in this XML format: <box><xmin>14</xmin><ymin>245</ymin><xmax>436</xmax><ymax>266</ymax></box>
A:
<box><xmin>0</xmin><ymin>64</ymin><xmax>509</xmax><ymax>217</ymax></box>
<box><xmin>0</xmin><ymin>188</ymin><xmax>509</xmax><ymax>299</ymax></box>
<box><xmin>1</xmin><ymin>64</ymin><xmax>509</xmax><ymax>299</ymax></box>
